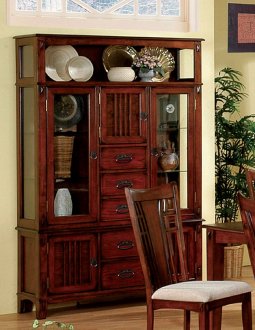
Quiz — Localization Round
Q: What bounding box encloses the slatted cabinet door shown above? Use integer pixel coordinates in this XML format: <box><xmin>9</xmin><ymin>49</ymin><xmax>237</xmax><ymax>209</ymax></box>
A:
<box><xmin>48</xmin><ymin>234</ymin><xmax>98</xmax><ymax>293</ymax></box>
<box><xmin>100</xmin><ymin>87</ymin><xmax>148</xmax><ymax>144</ymax></box>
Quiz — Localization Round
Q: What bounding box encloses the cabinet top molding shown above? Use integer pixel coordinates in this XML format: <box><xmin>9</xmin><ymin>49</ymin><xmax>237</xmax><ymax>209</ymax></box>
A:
<box><xmin>14</xmin><ymin>34</ymin><xmax>204</xmax><ymax>44</ymax></box>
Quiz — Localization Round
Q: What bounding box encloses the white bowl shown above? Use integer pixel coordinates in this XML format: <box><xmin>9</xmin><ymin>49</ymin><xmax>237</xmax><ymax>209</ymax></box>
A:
<box><xmin>107</xmin><ymin>67</ymin><xmax>135</xmax><ymax>82</ymax></box>
<box><xmin>66</xmin><ymin>56</ymin><xmax>94</xmax><ymax>82</ymax></box>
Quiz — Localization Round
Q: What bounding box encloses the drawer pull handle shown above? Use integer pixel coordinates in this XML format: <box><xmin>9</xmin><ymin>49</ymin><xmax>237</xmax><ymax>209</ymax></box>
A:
<box><xmin>115</xmin><ymin>154</ymin><xmax>133</xmax><ymax>163</ymax></box>
<box><xmin>117</xmin><ymin>240</ymin><xmax>134</xmax><ymax>250</ymax></box>
<box><xmin>116</xmin><ymin>204</ymin><xmax>129</xmax><ymax>214</ymax></box>
<box><xmin>90</xmin><ymin>151</ymin><xmax>98</xmax><ymax>159</ymax></box>
<box><xmin>118</xmin><ymin>269</ymin><xmax>135</xmax><ymax>279</ymax></box>
<box><xmin>116</xmin><ymin>180</ymin><xmax>133</xmax><ymax>189</ymax></box>
<box><xmin>90</xmin><ymin>258</ymin><xmax>98</xmax><ymax>268</ymax></box>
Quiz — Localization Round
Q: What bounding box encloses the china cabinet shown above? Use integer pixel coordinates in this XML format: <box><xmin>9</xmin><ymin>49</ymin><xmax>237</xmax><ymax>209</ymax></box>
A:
<box><xmin>15</xmin><ymin>34</ymin><xmax>203</xmax><ymax>318</ymax></box>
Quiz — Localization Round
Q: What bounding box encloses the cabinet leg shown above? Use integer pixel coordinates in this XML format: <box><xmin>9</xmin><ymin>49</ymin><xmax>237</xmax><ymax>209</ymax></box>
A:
<box><xmin>35</xmin><ymin>299</ymin><xmax>48</xmax><ymax>319</ymax></box>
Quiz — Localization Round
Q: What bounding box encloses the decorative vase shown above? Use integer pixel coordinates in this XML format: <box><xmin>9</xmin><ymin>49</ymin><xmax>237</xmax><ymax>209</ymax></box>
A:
<box><xmin>54</xmin><ymin>188</ymin><xmax>73</xmax><ymax>216</ymax></box>
<box><xmin>159</xmin><ymin>149</ymin><xmax>179</xmax><ymax>171</ymax></box>
<box><xmin>138</xmin><ymin>69</ymin><xmax>155</xmax><ymax>82</ymax></box>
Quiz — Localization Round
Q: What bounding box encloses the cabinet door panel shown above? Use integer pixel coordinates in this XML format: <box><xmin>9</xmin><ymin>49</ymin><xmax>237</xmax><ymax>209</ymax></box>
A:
<box><xmin>47</xmin><ymin>88</ymin><xmax>98</xmax><ymax>223</ymax></box>
<box><xmin>100</xmin><ymin>87</ymin><xmax>147</xmax><ymax>144</ymax></box>
<box><xmin>101</xmin><ymin>260</ymin><xmax>144</xmax><ymax>289</ymax></box>
<box><xmin>48</xmin><ymin>234</ymin><xmax>97</xmax><ymax>293</ymax></box>
<box><xmin>100</xmin><ymin>147</ymin><xmax>146</xmax><ymax>170</ymax></box>
<box><xmin>101</xmin><ymin>172</ymin><xmax>147</xmax><ymax>196</ymax></box>
<box><xmin>150</xmin><ymin>87</ymin><xmax>200</xmax><ymax>217</ymax></box>
<box><xmin>101</xmin><ymin>230</ymin><xmax>138</xmax><ymax>259</ymax></box>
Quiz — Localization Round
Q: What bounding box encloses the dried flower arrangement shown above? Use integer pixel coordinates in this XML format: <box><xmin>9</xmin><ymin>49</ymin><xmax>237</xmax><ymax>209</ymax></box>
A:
<box><xmin>132</xmin><ymin>48</ymin><xmax>164</xmax><ymax>76</ymax></box>
<box><xmin>32</xmin><ymin>319</ymin><xmax>74</xmax><ymax>329</ymax></box>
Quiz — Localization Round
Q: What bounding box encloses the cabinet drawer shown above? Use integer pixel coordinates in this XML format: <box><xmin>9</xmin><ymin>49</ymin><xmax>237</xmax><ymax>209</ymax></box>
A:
<box><xmin>101</xmin><ymin>260</ymin><xmax>144</xmax><ymax>289</ymax></box>
<box><xmin>101</xmin><ymin>230</ymin><xmax>137</xmax><ymax>259</ymax></box>
<box><xmin>101</xmin><ymin>172</ymin><xmax>147</xmax><ymax>196</ymax></box>
<box><xmin>101</xmin><ymin>198</ymin><xmax>129</xmax><ymax>220</ymax></box>
<box><xmin>100</xmin><ymin>147</ymin><xmax>146</xmax><ymax>170</ymax></box>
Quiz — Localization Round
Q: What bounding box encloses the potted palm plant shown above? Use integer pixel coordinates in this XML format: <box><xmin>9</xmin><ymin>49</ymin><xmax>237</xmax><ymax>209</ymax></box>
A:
<box><xmin>215</xmin><ymin>67</ymin><xmax>255</xmax><ymax>278</ymax></box>
<box><xmin>215</xmin><ymin>67</ymin><xmax>255</xmax><ymax>222</ymax></box>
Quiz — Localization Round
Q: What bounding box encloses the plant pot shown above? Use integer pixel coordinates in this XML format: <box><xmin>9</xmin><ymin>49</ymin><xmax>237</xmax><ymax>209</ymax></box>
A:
<box><xmin>138</xmin><ymin>69</ymin><xmax>155</xmax><ymax>82</ymax></box>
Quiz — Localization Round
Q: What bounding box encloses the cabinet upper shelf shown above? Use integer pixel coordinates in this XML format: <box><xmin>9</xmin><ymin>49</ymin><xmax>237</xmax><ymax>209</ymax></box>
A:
<box><xmin>15</xmin><ymin>34</ymin><xmax>203</xmax><ymax>85</ymax></box>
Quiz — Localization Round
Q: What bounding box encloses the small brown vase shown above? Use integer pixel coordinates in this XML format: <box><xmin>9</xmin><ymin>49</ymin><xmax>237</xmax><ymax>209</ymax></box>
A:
<box><xmin>159</xmin><ymin>149</ymin><xmax>179</xmax><ymax>171</ymax></box>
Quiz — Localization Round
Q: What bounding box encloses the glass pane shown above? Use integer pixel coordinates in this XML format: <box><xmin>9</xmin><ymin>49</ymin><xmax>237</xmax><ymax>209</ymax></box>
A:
<box><xmin>20</xmin><ymin>45</ymin><xmax>34</xmax><ymax>78</ymax></box>
<box><xmin>17</xmin><ymin>0</ymin><xmax>37</xmax><ymax>10</ymax></box>
<box><xmin>156</xmin><ymin>93</ymin><xmax>188</xmax><ymax>208</ymax></box>
<box><xmin>53</xmin><ymin>93</ymin><xmax>89</xmax><ymax>216</ymax></box>
<box><xmin>22</xmin><ymin>87</ymin><xmax>36</xmax><ymax>219</ymax></box>
<box><xmin>178</xmin><ymin>49</ymin><xmax>194</xmax><ymax>79</ymax></box>
<box><xmin>42</xmin><ymin>0</ymin><xmax>62</xmax><ymax>11</ymax></box>
<box><xmin>138</xmin><ymin>0</ymin><xmax>156</xmax><ymax>15</ymax></box>
<box><xmin>161</xmin><ymin>0</ymin><xmax>180</xmax><ymax>16</ymax></box>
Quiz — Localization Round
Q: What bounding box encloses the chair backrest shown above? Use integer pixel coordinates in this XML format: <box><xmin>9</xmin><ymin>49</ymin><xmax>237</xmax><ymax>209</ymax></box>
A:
<box><xmin>238</xmin><ymin>192</ymin><xmax>255</xmax><ymax>277</ymax></box>
<box><xmin>245</xmin><ymin>168</ymin><xmax>255</xmax><ymax>199</ymax></box>
<box><xmin>125</xmin><ymin>182</ymin><xmax>189</xmax><ymax>296</ymax></box>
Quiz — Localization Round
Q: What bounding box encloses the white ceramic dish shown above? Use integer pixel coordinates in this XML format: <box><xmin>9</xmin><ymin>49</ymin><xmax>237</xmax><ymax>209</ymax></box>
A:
<box><xmin>45</xmin><ymin>45</ymin><xmax>78</xmax><ymax>81</ymax></box>
<box><xmin>67</xmin><ymin>56</ymin><xmax>94</xmax><ymax>82</ymax></box>
<box><xmin>107</xmin><ymin>67</ymin><xmax>135</xmax><ymax>82</ymax></box>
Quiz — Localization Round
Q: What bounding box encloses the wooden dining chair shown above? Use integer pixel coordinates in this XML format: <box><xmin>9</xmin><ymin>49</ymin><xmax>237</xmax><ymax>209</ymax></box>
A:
<box><xmin>245</xmin><ymin>168</ymin><xmax>255</xmax><ymax>199</ymax></box>
<box><xmin>238</xmin><ymin>191</ymin><xmax>255</xmax><ymax>278</ymax></box>
<box><xmin>125</xmin><ymin>182</ymin><xmax>252</xmax><ymax>330</ymax></box>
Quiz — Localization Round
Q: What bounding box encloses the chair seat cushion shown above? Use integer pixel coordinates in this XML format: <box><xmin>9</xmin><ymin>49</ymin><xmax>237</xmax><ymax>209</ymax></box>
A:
<box><xmin>151</xmin><ymin>280</ymin><xmax>252</xmax><ymax>303</ymax></box>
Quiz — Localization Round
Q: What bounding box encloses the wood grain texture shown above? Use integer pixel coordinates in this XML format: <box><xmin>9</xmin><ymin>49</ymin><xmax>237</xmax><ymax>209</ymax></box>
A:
<box><xmin>0</xmin><ymin>266</ymin><xmax>254</xmax><ymax>329</ymax></box>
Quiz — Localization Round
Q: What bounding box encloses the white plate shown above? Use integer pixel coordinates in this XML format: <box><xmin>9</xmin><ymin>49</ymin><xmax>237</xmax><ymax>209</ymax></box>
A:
<box><xmin>45</xmin><ymin>45</ymin><xmax>78</xmax><ymax>81</ymax></box>
<box><xmin>67</xmin><ymin>56</ymin><xmax>94</xmax><ymax>82</ymax></box>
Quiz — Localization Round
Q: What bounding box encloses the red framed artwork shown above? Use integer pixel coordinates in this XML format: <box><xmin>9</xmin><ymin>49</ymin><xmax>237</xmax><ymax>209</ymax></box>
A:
<box><xmin>228</xmin><ymin>3</ymin><xmax>255</xmax><ymax>52</ymax></box>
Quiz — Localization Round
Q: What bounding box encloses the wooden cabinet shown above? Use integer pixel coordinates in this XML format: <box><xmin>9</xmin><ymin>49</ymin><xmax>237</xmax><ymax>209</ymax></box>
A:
<box><xmin>15</xmin><ymin>34</ymin><xmax>203</xmax><ymax>318</ymax></box>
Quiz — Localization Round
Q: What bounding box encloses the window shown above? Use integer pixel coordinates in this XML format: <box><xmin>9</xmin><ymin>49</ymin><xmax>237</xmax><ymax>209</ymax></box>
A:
<box><xmin>8</xmin><ymin>0</ymin><xmax>197</xmax><ymax>32</ymax></box>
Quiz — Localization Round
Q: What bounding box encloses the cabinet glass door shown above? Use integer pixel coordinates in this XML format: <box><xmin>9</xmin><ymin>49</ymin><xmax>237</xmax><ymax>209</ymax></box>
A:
<box><xmin>47</xmin><ymin>88</ymin><xmax>98</xmax><ymax>223</ymax></box>
<box><xmin>151</xmin><ymin>88</ymin><xmax>195</xmax><ymax>210</ymax></box>
<box><xmin>19</xmin><ymin>87</ymin><xmax>37</xmax><ymax>221</ymax></box>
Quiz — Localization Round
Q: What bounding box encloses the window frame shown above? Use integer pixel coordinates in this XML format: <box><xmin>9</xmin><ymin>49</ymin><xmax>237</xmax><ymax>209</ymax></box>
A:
<box><xmin>7</xmin><ymin>0</ymin><xmax>197</xmax><ymax>32</ymax></box>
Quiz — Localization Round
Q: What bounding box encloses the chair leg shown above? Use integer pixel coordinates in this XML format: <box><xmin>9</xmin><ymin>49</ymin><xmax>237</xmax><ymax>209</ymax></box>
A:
<box><xmin>199</xmin><ymin>310</ymin><xmax>210</xmax><ymax>329</ymax></box>
<box><xmin>147</xmin><ymin>304</ymin><xmax>154</xmax><ymax>330</ymax></box>
<box><xmin>184</xmin><ymin>310</ymin><xmax>191</xmax><ymax>330</ymax></box>
<box><xmin>209</xmin><ymin>308</ymin><xmax>222</xmax><ymax>330</ymax></box>
<box><xmin>241</xmin><ymin>292</ymin><xmax>252</xmax><ymax>330</ymax></box>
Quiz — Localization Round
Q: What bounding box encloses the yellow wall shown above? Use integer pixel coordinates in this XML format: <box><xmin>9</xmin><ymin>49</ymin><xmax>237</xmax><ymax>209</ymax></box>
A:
<box><xmin>215</xmin><ymin>0</ymin><xmax>255</xmax><ymax>117</ymax></box>
<box><xmin>215</xmin><ymin>0</ymin><xmax>255</xmax><ymax>265</ymax></box>
<box><xmin>0</xmin><ymin>1</ymin><xmax>214</xmax><ymax>314</ymax></box>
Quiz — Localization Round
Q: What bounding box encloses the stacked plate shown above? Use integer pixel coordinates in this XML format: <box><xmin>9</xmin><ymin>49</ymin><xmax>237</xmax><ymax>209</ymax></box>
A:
<box><xmin>45</xmin><ymin>45</ymin><xmax>93</xmax><ymax>82</ymax></box>
<box><xmin>66</xmin><ymin>56</ymin><xmax>93</xmax><ymax>82</ymax></box>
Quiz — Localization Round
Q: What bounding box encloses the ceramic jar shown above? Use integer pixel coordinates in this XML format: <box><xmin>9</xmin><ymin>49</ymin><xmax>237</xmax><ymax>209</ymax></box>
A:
<box><xmin>107</xmin><ymin>67</ymin><xmax>135</xmax><ymax>82</ymax></box>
